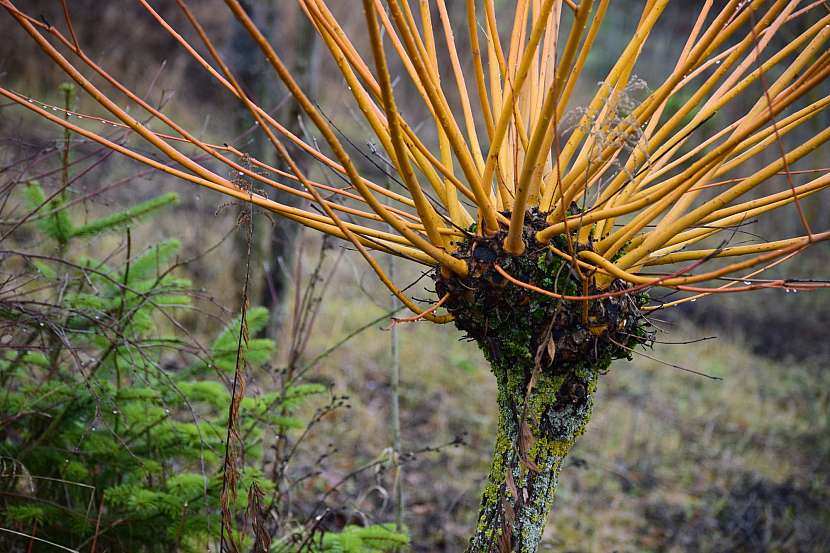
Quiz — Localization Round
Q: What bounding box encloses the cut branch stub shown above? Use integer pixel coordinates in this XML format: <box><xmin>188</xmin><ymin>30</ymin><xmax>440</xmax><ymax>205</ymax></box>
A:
<box><xmin>435</xmin><ymin>211</ymin><xmax>652</xmax><ymax>551</ymax></box>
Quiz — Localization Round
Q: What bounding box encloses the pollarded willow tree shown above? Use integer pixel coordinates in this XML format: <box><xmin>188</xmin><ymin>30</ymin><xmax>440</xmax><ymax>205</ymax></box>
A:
<box><xmin>3</xmin><ymin>0</ymin><xmax>830</xmax><ymax>550</ymax></box>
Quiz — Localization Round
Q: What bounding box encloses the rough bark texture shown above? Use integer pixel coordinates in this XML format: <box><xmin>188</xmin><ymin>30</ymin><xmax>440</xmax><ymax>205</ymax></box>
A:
<box><xmin>467</xmin><ymin>343</ymin><xmax>605</xmax><ymax>552</ymax></box>
<box><xmin>434</xmin><ymin>210</ymin><xmax>651</xmax><ymax>552</ymax></box>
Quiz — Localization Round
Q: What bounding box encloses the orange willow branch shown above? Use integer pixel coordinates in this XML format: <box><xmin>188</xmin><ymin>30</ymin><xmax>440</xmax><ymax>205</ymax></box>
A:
<box><xmin>361</xmin><ymin>0</ymin><xmax>447</xmax><ymax>248</ymax></box>
<box><xmin>176</xmin><ymin>0</ymin><xmax>452</xmax><ymax>323</ymax></box>
<box><xmin>504</xmin><ymin>0</ymin><xmax>594</xmax><ymax>255</ymax></box>
<box><xmin>642</xmin><ymin>250</ymin><xmax>816</xmax><ymax>311</ymax></box>
<box><xmin>388</xmin><ymin>293</ymin><xmax>450</xmax><ymax>326</ymax></box>
<box><xmin>4</xmin><ymin>0</ymin><xmax>829</xmax><ymax>313</ymax></box>
<box><xmin>493</xmin><ymin>251</ymin><xmax>718</xmax><ymax>302</ymax></box>
<box><xmin>222</xmin><ymin>0</ymin><xmax>468</xmax><ymax>276</ymax></box>
<box><xmin>382</xmin><ymin>0</ymin><xmax>501</xmax><ymax>235</ymax></box>
<box><xmin>0</xmin><ymin>87</ymin><xmax>437</xmax><ymax>265</ymax></box>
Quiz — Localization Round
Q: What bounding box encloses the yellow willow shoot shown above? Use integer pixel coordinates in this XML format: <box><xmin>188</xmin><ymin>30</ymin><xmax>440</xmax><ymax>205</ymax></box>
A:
<box><xmin>5</xmin><ymin>0</ymin><xmax>829</xmax><ymax>314</ymax></box>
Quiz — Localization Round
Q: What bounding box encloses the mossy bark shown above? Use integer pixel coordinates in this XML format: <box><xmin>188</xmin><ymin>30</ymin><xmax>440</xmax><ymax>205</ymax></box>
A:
<box><xmin>466</xmin><ymin>349</ymin><xmax>605</xmax><ymax>553</ymax></box>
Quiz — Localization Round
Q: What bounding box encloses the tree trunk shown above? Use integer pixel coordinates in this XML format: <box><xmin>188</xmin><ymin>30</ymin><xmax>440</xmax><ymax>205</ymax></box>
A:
<box><xmin>229</xmin><ymin>2</ymin><xmax>320</xmax><ymax>336</ymax></box>
<box><xmin>467</xmin><ymin>355</ymin><xmax>600</xmax><ymax>553</ymax></box>
<box><xmin>259</xmin><ymin>4</ymin><xmax>321</xmax><ymax>338</ymax></box>
<box><xmin>432</xmin><ymin>215</ymin><xmax>650</xmax><ymax>553</ymax></box>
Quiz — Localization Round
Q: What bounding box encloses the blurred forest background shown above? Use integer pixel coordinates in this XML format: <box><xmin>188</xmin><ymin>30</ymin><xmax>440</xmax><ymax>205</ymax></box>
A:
<box><xmin>1</xmin><ymin>1</ymin><xmax>829</xmax><ymax>551</ymax></box>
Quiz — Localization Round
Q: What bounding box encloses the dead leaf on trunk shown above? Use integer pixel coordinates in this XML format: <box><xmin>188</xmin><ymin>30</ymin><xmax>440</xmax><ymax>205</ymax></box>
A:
<box><xmin>499</xmin><ymin>497</ymin><xmax>515</xmax><ymax>553</ymax></box>
<box><xmin>534</xmin><ymin>311</ymin><xmax>559</xmax><ymax>369</ymax></box>
<box><xmin>518</xmin><ymin>420</ymin><xmax>541</xmax><ymax>473</ymax></box>
<box><xmin>546</xmin><ymin>336</ymin><xmax>557</xmax><ymax>362</ymax></box>
<box><xmin>505</xmin><ymin>467</ymin><xmax>519</xmax><ymax>501</ymax></box>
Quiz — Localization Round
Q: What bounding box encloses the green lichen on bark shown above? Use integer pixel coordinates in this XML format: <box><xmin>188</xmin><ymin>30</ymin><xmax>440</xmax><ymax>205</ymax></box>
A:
<box><xmin>434</xmin><ymin>210</ymin><xmax>651</xmax><ymax>552</ymax></box>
